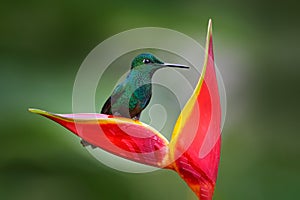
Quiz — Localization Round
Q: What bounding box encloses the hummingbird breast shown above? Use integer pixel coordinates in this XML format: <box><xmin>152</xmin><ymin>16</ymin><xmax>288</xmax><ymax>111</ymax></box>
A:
<box><xmin>108</xmin><ymin>71</ymin><xmax>153</xmax><ymax>119</ymax></box>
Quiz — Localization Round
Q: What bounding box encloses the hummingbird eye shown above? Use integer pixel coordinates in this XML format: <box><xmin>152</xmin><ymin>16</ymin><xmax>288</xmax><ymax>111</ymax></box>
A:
<box><xmin>143</xmin><ymin>59</ymin><xmax>151</xmax><ymax>64</ymax></box>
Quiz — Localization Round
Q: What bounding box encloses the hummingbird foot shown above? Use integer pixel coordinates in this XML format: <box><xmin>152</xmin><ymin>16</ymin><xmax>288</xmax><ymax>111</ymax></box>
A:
<box><xmin>131</xmin><ymin>116</ymin><xmax>140</xmax><ymax>121</ymax></box>
<box><xmin>131</xmin><ymin>113</ymin><xmax>141</xmax><ymax>121</ymax></box>
<box><xmin>80</xmin><ymin>139</ymin><xmax>97</xmax><ymax>149</ymax></box>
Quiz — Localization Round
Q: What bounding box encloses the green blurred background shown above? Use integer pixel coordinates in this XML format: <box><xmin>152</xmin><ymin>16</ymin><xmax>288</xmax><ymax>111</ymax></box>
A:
<box><xmin>1</xmin><ymin>0</ymin><xmax>300</xmax><ymax>199</ymax></box>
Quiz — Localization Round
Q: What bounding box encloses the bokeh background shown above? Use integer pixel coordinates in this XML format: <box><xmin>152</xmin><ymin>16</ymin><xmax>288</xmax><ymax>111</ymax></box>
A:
<box><xmin>1</xmin><ymin>0</ymin><xmax>300</xmax><ymax>199</ymax></box>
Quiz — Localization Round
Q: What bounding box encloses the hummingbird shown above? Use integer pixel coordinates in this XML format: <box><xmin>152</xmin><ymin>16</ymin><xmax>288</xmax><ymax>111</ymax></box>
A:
<box><xmin>81</xmin><ymin>53</ymin><xmax>189</xmax><ymax>147</ymax></box>
<box><xmin>101</xmin><ymin>53</ymin><xmax>189</xmax><ymax>119</ymax></box>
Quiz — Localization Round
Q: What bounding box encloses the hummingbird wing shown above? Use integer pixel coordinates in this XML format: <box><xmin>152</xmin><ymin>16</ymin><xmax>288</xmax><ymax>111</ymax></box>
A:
<box><xmin>100</xmin><ymin>82</ymin><xmax>127</xmax><ymax>114</ymax></box>
<box><xmin>101</xmin><ymin>96</ymin><xmax>112</xmax><ymax>114</ymax></box>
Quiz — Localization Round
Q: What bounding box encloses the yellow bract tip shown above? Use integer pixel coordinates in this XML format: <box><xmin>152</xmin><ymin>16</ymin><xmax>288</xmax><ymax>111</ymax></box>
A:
<box><xmin>28</xmin><ymin>108</ymin><xmax>48</xmax><ymax>115</ymax></box>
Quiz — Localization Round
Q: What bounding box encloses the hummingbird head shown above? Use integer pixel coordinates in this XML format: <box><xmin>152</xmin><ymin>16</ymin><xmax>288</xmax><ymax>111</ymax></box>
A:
<box><xmin>130</xmin><ymin>53</ymin><xmax>189</xmax><ymax>71</ymax></box>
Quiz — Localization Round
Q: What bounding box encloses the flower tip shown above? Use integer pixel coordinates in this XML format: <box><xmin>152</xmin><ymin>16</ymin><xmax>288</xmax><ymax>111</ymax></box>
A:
<box><xmin>208</xmin><ymin>18</ymin><xmax>212</xmax><ymax>24</ymax></box>
<box><xmin>28</xmin><ymin>108</ymin><xmax>47</xmax><ymax>115</ymax></box>
<box><xmin>208</xmin><ymin>18</ymin><xmax>213</xmax><ymax>36</ymax></box>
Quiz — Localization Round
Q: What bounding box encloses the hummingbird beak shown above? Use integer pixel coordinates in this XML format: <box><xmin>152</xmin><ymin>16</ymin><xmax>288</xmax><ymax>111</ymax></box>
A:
<box><xmin>162</xmin><ymin>63</ymin><xmax>189</xmax><ymax>69</ymax></box>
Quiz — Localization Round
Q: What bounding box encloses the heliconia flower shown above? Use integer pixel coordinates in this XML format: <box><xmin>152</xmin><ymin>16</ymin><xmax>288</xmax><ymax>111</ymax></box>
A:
<box><xmin>29</xmin><ymin>19</ymin><xmax>221</xmax><ymax>200</ymax></box>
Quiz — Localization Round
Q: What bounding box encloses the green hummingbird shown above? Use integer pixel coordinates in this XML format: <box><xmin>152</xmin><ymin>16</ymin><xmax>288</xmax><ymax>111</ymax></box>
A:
<box><xmin>101</xmin><ymin>53</ymin><xmax>189</xmax><ymax>119</ymax></box>
<box><xmin>81</xmin><ymin>53</ymin><xmax>189</xmax><ymax>147</ymax></box>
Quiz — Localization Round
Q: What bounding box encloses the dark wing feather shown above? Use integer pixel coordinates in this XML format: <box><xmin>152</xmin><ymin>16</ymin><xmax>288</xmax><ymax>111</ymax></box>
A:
<box><xmin>101</xmin><ymin>96</ymin><xmax>112</xmax><ymax>114</ymax></box>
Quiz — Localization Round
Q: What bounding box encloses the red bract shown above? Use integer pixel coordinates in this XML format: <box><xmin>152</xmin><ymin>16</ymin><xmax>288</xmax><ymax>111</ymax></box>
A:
<box><xmin>29</xmin><ymin>19</ymin><xmax>221</xmax><ymax>200</ymax></box>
